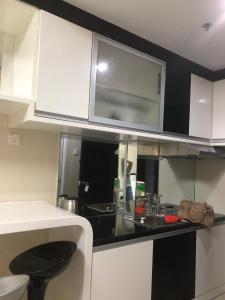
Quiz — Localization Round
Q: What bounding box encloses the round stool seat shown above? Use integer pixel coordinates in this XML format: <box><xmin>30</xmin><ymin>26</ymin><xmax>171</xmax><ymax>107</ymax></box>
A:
<box><xmin>0</xmin><ymin>275</ymin><xmax>29</xmax><ymax>300</ymax></box>
<box><xmin>9</xmin><ymin>241</ymin><xmax>76</xmax><ymax>279</ymax></box>
<box><xmin>9</xmin><ymin>241</ymin><xmax>77</xmax><ymax>300</ymax></box>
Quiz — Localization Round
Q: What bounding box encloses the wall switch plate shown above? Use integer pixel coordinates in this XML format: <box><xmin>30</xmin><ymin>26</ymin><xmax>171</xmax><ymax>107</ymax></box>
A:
<box><xmin>8</xmin><ymin>133</ymin><xmax>21</xmax><ymax>146</ymax></box>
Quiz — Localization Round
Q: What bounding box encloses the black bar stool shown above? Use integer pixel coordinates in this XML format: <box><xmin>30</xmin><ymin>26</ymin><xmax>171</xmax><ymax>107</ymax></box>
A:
<box><xmin>9</xmin><ymin>241</ymin><xmax>77</xmax><ymax>300</ymax></box>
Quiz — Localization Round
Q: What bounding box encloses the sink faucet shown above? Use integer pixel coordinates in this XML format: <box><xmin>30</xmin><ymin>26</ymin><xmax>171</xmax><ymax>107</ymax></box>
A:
<box><xmin>150</xmin><ymin>194</ymin><xmax>162</xmax><ymax>215</ymax></box>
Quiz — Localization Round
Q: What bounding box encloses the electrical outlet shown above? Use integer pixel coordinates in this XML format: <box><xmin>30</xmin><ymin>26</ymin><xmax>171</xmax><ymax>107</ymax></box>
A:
<box><xmin>8</xmin><ymin>133</ymin><xmax>21</xmax><ymax>146</ymax></box>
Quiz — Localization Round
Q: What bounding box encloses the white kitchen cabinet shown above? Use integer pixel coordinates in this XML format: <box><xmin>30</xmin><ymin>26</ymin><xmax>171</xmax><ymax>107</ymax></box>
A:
<box><xmin>35</xmin><ymin>11</ymin><xmax>92</xmax><ymax>120</ymax></box>
<box><xmin>91</xmin><ymin>240</ymin><xmax>153</xmax><ymax>300</ymax></box>
<box><xmin>0</xmin><ymin>0</ymin><xmax>39</xmax><ymax>114</ymax></box>
<box><xmin>90</xmin><ymin>34</ymin><xmax>166</xmax><ymax>132</ymax></box>
<box><xmin>189</xmin><ymin>74</ymin><xmax>213</xmax><ymax>139</ymax></box>
<box><xmin>212</xmin><ymin>79</ymin><xmax>225</xmax><ymax>139</ymax></box>
<box><xmin>195</xmin><ymin>225</ymin><xmax>225</xmax><ymax>300</ymax></box>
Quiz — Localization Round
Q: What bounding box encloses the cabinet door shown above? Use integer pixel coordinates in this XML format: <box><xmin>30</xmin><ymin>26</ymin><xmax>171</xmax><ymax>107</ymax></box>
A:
<box><xmin>91</xmin><ymin>240</ymin><xmax>153</xmax><ymax>300</ymax></box>
<box><xmin>152</xmin><ymin>232</ymin><xmax>196</xmax><ymax>300</ymax></box>
<box><xmin>212</xmin><ymin>79</ymin><xmax>225</xmax><ymax>139</ymax></box>
<box><xmin>189</xmin><ymin>74</ymin><xmax>213</xmax><ymax>139</ymax></box>
<box><xmin>195</xmin><ymin>225</ymin><xmax>225</xmax><ymax>299</ymax></box>
<box><xmin>90</xmin><ymin>35</ymin><xmax>166</xmax><ymax>132</ymax></box>
<box><xmin>35</xmin><ymin>11</ymin><xmax>92</xmax><ymax>119</ymax></box>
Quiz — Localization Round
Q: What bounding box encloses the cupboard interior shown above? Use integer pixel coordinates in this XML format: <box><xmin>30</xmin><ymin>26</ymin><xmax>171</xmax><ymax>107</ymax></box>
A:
<box><xmin>0</xmin><ymin>0</ymin><xmax>39</xmax><ymax>100</ymax></box>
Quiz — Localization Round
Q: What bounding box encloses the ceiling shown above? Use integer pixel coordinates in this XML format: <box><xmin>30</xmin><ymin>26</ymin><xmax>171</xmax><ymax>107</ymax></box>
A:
<box><xmin>64</xmin><ymin>0</ymin><xmax>225</xmax><ymax>71</ymax></box>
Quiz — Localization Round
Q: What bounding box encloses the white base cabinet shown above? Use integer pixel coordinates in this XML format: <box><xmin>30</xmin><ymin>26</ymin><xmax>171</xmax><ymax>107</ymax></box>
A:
<box><xmin>35</xmin><ymin>11</ymin><xmax>92</xmax><ymax>120</ymax></box>
<box><xmin>195</xmin><ymin>225</ymin><xmax>225</xmax><ymax>300</ymax></box>
<box><xmin>91</xmin><ymin>240</ymin><xmax>153</xmax><ymax>300</ymax></box>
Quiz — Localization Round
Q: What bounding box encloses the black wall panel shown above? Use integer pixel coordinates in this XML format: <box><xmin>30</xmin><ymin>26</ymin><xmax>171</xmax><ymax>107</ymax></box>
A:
<box><xmin>152</xmin><ymin>232</ymin><xmax>196</xmax><ymax>300</ymax></box>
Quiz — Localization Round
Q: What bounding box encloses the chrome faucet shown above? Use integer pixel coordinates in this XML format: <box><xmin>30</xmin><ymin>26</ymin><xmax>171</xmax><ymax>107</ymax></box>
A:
<box><xmin>150</xmin><ymin>194</ymin><xmax>162</xmax><ymax>215</ymax></box>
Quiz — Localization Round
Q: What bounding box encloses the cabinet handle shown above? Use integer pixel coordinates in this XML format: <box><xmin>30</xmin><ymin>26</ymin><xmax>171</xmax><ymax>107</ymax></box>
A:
<box><xmin>158</xmin><ymin>73</ymin><xmax>161</xmax><ymax>94</ymax></box>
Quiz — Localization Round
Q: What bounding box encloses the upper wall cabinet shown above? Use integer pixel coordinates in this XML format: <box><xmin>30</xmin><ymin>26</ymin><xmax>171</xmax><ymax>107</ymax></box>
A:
<box><xmin>35</xmin><ymin>11</ymin><xmax>92</xmax><ymax>120</ymax></box>
<box><xmin>0</xmin><ymin>0</ymin><xmax>39</xmax><ymax>113</ymax></box>
<box><xmin>89</xmin><ymin>35</ymin><xmax>166</xmax><ymax>132</ymax></box>
<box><xmin>189</xmin><ymin>74</ymin><xmax>213</xmax><ymax>139</ymax></box>
<box><xmin>212</xmin><ymin>79</ymin><xmax>225</xmax><ymax>139</ymax></box>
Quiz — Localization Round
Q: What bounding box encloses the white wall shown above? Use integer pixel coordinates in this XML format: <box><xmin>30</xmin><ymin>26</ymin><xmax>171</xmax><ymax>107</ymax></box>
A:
<box><xmin>0</xmin><ymin>115</ymin><xmax>59</xmax><ymax>204</ymax></box>
<box><xmin>195</xmin><ymin>159</ymin><xmax>225</xmax><ymax>214</ymax></box>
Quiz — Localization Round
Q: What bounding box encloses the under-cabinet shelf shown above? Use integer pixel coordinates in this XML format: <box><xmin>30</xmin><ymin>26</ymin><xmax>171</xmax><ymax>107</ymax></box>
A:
<box><xmin>0</xmin><ymin>0</ymin><xmax>39</xmax><ymax>110</ymax></box>
<box><xmin>0</xmin><ymin>93</ymin><xmax>34</xmax><ymax>114</ymax></box>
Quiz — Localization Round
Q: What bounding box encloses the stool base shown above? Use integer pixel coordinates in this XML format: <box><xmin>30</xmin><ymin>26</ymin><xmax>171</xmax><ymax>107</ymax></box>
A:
<box><xmin>28</xmin><ymin>279</ymin><xmax>49</xmax><ymax>300</ymax></box>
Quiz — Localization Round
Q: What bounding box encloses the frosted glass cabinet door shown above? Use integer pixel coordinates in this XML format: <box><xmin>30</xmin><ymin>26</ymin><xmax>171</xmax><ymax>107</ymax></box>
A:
<box><xmin>90</xmin><ymin>35</ymin><xmax>166</xmax><ymax>132</ymax></box>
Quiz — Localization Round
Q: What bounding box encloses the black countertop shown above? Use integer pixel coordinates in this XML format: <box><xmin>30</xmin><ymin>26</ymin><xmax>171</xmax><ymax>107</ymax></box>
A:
<box><xmin>85</xmin><ymin>211</ymin><xmax>225</xmax><ymax>247</ymax></box>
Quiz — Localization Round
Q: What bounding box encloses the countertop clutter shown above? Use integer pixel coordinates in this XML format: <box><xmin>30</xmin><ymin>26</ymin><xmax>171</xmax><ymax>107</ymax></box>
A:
<box><xmin>86</xmin><ymin>210</ymin><xmax>225</xmax><ymax>247</ymax></box>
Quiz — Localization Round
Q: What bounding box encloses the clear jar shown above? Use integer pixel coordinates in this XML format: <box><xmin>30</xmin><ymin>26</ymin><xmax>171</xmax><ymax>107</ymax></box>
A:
<box><xmin>135</xmin><ymin>196</ymin><xmax>149</xmax><ymax>216</ymax></box>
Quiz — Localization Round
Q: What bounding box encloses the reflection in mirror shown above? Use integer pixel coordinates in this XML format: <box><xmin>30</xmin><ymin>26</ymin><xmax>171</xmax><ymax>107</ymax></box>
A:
<box><xmin>131</xmin><ymin>141</ymin><xmax>196</xmax><ymax>214</ymax></box>
<box><xmin>58</xmin><ymin>135</ymin><xmax>197</xmax><ymax>217</ymax></box>
<box><xmin>126</xmin><ymin>141</ymin><xmax>160</xmax><ymax>213</ymax></box>
<box><xmin>158</xmin><ymin>142</ymin><xmax>197</xmax><ymax>205</ymax></box>
<box><xmin>58</xmin><ymin>134</ymin><xmax>81</xmax><ymax>198</ymax></box>
<box><xmin>158</xmin><ymin>157</ymin><xmax>196</xmax><ymax>205</ymax></box>
<box><xmin>58</xmin><ymin>134</ymin><xmax>127</xmax><ymax>216</ymax></box>
<box><xmin>114</xmin><ymin>141</ymin><xmax>127</xmax><ymax>209</ymax></box>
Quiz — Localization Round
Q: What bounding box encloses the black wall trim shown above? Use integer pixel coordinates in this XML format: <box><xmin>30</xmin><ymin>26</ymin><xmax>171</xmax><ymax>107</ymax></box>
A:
<box><xmin>19</xmin><ymin>0</ymin><xmax>219</xmax><ymax>134</ymax></box>
<box><xmin>213</xmin><ymin>68</ymin><xmax>225</xmax><ymax>81</ymax></box>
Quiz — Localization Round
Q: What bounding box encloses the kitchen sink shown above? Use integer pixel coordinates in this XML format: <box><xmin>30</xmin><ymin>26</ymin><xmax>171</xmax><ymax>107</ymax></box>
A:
<box><xmin>124</xmin><ymin>214</ymin><xmax>188</xmax><ymax>229</ymax></box>
<box><xmin>87</xmin><ymin>203</ymin><xmax>118</xmax><ymax>213</ymax></box>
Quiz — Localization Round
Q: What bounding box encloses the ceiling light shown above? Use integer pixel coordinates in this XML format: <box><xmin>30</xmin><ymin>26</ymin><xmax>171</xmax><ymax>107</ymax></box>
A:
<box><xmin>97</xmin><ymin>62</ymin><xmax>108</xmax><ymax>73</ymax></box>
<box><xmin>198</xmin><ymin>99</ymin><xmax>207</xmax><ymax>104</ymax></box>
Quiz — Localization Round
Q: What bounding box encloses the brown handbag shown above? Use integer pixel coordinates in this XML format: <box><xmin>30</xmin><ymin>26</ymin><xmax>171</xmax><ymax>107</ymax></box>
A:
<box><xmin>178</xmin><ymin>200</ymin><xmax>215</xmax><ymax>227</ymax></box>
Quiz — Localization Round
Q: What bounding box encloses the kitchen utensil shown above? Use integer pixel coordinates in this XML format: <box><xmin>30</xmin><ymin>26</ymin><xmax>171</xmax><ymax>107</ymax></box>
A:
<box><xmin>150</xmin><ymin>194</ymin><xmax>162</xmax><ymax>215</ymax></box>
<box><xmin>135</xmin><ymin>207</ymin><xmax>145</xmax><ymax>215</ymax></box>
<box><xmin>164</xmin><ymin>215</ymin><xmax>182</xmax><ymax>224</ymax></box>
<box><xmin>57</xmin><ymin>195</ymin><xmax>79</xmax><ymax>214</ymax></box>
<box><xmin>87</xmin><ymin>203</ymin><xmax>117</xmax><ymax>213</ymax></box>
<box><xmin>135</xmin><ymin>197</ymin><xmax>149</xmax><ymax>216</ymax></box>
<box><xmin>136</xmin><ymin>182</ymin><xmax>145</xmax><ymax>197</ymax></box>
<box><xmin>56</xmin><ymin>194</ymin><xmax>68</xmax><ymax>208</ymax></box>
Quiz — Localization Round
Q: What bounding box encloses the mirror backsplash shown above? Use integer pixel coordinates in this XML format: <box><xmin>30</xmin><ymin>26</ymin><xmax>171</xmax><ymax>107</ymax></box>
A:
<box><xmin>58</xmin><ymin>134</ymin><xmax>202</xmax><ymax>216</ymax></box>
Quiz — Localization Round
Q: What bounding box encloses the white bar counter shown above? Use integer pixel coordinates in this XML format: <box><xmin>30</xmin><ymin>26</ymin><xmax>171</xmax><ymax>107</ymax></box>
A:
<box><xmin>0</xmin><ymin>201</ymin><xmax>93</xmax><ymax>300</ymax></box>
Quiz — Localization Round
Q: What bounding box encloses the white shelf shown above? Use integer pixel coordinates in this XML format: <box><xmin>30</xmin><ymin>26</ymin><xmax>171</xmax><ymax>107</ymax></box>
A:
<box><xmin>0</xmin><ymin>200</ymin><xmax>91</xmax><ymax>234</ymax></box>
<box><xmin>0</xmin><ymin>1</ymin><xmax>39</xmax><ymax>108</ymax></box>
<box><xmin>0</xmin><ymin>200</ymin><xmax>93</xmax><ymax>300</ymax></box>
<box><xmin>0</xmin><ymin>93</ymin><xmax>34</xmax><ymax>114</ymax></box>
